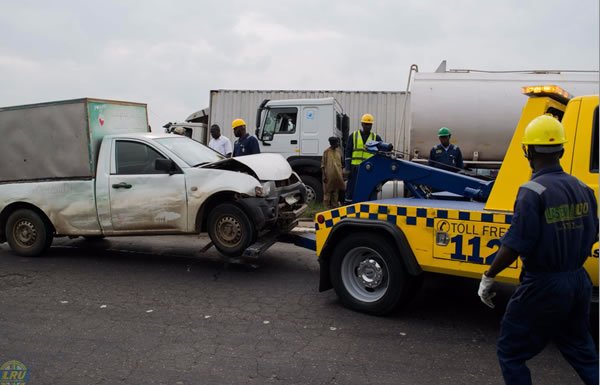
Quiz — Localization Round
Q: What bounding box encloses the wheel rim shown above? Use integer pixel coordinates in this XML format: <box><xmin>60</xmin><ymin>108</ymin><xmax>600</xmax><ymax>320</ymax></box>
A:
<box><xmin>13</xmin><ymin>220</ymin><xmax>38</xmax><ymax>248</ymax></box>
<box><xmin>341</xmin><ymin>247</ymin><xmax>389</xmax><ymax>303</ymax></box>
<box><xmin>305</xmin><ymin>185</ymin><xmax>316</xmax><ymax>203</ymax></box>
<box><xmin>214</xmin><ymin>215</ymin><xmax>242</xmax><ymax>247</ymax></box>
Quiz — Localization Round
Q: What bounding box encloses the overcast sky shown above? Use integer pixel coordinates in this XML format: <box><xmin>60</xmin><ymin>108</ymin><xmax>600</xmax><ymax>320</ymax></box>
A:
<box><xmin>1</xmin><ymin>0</ymin><xmax>598</xmax><ymax>130</ymax></box>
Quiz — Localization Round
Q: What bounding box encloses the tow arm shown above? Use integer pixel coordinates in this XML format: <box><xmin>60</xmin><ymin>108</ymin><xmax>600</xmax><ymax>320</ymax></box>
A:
<box><xmin>352</xmin><ymin>150</ymin><xmax>494</xmax><ymax>203</ymax></box>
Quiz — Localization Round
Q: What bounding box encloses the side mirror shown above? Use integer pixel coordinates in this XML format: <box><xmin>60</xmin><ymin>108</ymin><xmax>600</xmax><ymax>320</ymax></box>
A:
<box><xmin>155</xmin><ymin>159</ymin><xmax>177</xmax><ymax>174</ymax></box>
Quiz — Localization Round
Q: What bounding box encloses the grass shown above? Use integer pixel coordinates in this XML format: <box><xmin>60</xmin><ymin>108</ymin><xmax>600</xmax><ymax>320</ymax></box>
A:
<box><xmin>302</xmin><ymin>201</ymin><xmax>326</xmax><ymax>220</ymax></box>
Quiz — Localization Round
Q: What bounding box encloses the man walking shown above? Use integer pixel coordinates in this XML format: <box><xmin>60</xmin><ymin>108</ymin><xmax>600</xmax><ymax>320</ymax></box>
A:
<box><xmin>478</xmin><ymin>115</ymin><xmax>599</xmax><ymax>385</ymax></box>
<box><xmin>321</xmin><ymin>136</ymin><xmax>345</xmax><ymax>209</ymax></box>
<box><xmin>208</xmin><ymin>124</ymin><xmax>233</xmax><ymax>157</ymax></box>
<box><xmin>428</xmin><ymin>127</ymin><xmax>464</xmax><ymax>171</ymax></box>
<box><xmin>344</xmin><ymin>113</ymin><xmax>381</xmax><ymax>203</ymax></box>
<box><xmin>232</xmin><ymin>118</ymin><xmax>260</xmax><ymax>157</ymax></box>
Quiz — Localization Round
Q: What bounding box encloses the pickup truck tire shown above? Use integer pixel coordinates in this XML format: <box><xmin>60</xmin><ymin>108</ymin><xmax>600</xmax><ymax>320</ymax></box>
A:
<box><xmin>331</xmin><ymin>234</ymin><xmax>407</xmax><ymax>315</ymax></box>
<box><xmin>5</xmin><ymin>209</ymin><xmax>52</xmax><ymax>257</ymax></box>
<box><xmin>207</xmin><ymin>203</ymin><xmax>255</xmax><ymax>258</ymax></box>
<box><xmin>300</xmin><ymin>175</ymin><xmax>323</xmax><ymax>203</ymax></box>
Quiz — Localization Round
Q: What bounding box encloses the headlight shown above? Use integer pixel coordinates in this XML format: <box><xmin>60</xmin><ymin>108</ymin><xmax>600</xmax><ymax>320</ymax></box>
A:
<box><xmin>261</xmin><ymin>181</ymin><xmax>275</xmax><ymax>197</ymax></box>
<box><xmin>255</xmin><ymin>186</ymin><xmax>265</xmax><ymax>197</ymax></box>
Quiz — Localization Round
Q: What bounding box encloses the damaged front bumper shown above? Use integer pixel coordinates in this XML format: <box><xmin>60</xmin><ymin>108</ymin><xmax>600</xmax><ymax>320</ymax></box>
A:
<box><xmin>272</xmin><ymin>173</ymin><xmax>308</xmax><ymax>230</ymax></box>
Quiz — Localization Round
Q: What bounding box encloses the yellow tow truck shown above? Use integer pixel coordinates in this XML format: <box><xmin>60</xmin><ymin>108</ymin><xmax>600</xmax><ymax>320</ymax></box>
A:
<box><xmin>315</xmin><ymin>85</ymin><xmax>599</xmax><ymax>314</ymax></box>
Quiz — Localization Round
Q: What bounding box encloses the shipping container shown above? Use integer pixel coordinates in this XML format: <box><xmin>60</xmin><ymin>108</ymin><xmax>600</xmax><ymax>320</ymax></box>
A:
<box><xmin>207</xmin><ymin>89</ymin><xmax>409</xmax><ymax>152</ymax></box>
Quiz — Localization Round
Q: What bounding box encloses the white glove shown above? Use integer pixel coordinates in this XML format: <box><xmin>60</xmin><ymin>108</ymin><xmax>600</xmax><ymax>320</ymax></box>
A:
<box><xmin>478</xmin><ymin>273</ymin><xmax>496</xmax><ymax>309</ymax></box>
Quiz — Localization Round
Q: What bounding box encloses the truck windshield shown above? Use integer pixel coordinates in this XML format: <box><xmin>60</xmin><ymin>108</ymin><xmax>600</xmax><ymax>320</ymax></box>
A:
<box><xmin>155</xmin><ymin>137</ymin><xmax>223</xmax><ymax>166</ymax></box>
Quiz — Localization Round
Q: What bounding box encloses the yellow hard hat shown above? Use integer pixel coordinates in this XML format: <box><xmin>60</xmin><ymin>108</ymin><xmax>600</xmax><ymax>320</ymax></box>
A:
<box><xmin>522</xmin><ymin>115</ymin><xmax>567</xmax><ymax>146</ymax></box>
<box><xmin>232</xmin><ymin>118</ymin><xmax>246</xmax><ymax>129</ymax></box>
<box><xmin>361</xmin><ymin>113</ymin><xmax>374</xmax><ymax>124</ymax></box>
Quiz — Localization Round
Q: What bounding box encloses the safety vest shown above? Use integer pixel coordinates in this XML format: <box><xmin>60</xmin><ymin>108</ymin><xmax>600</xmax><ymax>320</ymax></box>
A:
<box><xmin>351</xmin><ymin>130</ymin><xmax>376</xmax><ymax>165</ymax></box>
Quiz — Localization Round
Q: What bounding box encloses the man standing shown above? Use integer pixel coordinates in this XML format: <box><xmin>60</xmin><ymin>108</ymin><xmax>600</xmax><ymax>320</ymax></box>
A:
<box><xmin>428</xmin><ymin>127</ymin><xmax>464</xmax><ymax>171</ymax></box>
<box><xmin>232</xmin><ymin>118</ymin><xmax>260</xmax><ymax>157</ymax></box>
<box><xmin>478</xmin><ymin>115</ymin><xmax>599</xmax><ymax>385</ymax></box>
<box><xmin>208</xmin><ymin>124</ymin><xmax>233</xmax><ymax>157</ymax></box>
<box><xmin>344</xmin><ymin>113</ymin><xmax>381</xmax><ymax>203</ymax></box>
<box><xmin>321</xmin><ymin>137</ymin><xmax>345</xmax><ymax>209</ymax></box>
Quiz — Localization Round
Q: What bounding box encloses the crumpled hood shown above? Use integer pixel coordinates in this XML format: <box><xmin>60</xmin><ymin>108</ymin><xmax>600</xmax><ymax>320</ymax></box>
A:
<box><xmin>202</xmin><ymin>153</ymin><xmax>292</xmax><ymax>181</ymax></box>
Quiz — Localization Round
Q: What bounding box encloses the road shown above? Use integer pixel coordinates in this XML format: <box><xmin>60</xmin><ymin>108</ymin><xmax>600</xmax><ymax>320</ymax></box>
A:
<box><xmin>0</xmin><ymin>235</ymin><xmax>586</xmax><ymax>385</ymax></box>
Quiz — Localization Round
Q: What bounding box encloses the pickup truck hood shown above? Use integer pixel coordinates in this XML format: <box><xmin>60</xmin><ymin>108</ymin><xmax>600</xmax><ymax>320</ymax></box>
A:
<box><xmin>202</xmin><ymin>153</ymin><xmax>292</xmax><ymax>181</ymax></box>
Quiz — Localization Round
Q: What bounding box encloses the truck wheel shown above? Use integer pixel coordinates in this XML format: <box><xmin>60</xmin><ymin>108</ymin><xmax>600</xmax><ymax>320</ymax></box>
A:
<box><xmin>300</xmin><ymin>175</ymin><xmax>323</xmax><ymax>203</ymax></box>
<box><xmin>5</xmin><ymin>209</ymin><xmax>53</xmax><ymax>257</ymax></box>
<box><xmin>330</xmin><ymin>233</ymin><xmax>407</xmax><ymax>315</ymax></box>
<box><xmin>207</xmin><ymin>203</ymin><xmax>255</xmax><ymax>258</ymax></box>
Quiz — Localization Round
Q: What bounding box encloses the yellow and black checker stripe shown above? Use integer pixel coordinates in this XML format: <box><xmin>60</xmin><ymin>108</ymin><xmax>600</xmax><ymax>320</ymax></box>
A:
<box><xmin>316</xmin><ymin>203</ymin><xmax>513</xmax><ymax>231</ymax></box>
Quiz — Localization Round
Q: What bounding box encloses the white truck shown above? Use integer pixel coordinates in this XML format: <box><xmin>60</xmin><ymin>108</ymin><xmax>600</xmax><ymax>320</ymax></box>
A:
<box><xmin>0</xmin><ymin>98</ymin><xmax>307</xmax><ymax>258</ymax></box>
<box><xmin>253</xmin><ymin>97</ymin><xmax>348</xmax><ymax>202</ymax></box>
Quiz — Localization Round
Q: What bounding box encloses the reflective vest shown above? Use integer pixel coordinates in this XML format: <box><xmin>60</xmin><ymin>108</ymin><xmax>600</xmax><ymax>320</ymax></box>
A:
<box><xmin>351</xmin><ymin>130</ymin><xmax>376</xmax><ymax>165</ymax></box>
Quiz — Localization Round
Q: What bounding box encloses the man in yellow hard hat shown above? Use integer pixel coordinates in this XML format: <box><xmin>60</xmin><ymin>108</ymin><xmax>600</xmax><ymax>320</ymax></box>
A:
<box><xmin>477</xmin><ymin>115</ymin><xmax>599</xmax><ymax>384</ymax></box>
<box><xmin>343</xmin><ymin>113</ymin><xmax>381</xmax><ymax>203</ymax></box>
<box><xmin>232</xmin><ymin>118</ymin><xmax>260</xmax><ymax>157</ymax></box>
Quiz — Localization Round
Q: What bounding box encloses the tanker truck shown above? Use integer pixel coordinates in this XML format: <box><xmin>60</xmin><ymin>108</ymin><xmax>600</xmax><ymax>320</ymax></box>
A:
<box><xmin>409</xmin><ymin>65</ymin><xmax>599</xmax><ymax>170</ymax></box>
<box><xmin>181</xmin><ymin>63</ymin><xmax>598</xmax><ymax>200</ymax></box>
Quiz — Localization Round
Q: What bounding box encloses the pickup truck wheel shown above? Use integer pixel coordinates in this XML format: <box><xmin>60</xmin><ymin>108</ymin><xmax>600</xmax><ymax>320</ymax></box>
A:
<box><xmin>331</xmin><ymin>234</ymin><xmax>407</xmax><ymax>315</ymax></box>
<box><xmin>5</xmin><ymin>209</ymin><xmax>52</xmax><ymax>257</ymax></box>
<box><xmin>300</xmin><ymin>175</ymin><xmax>322</xmax><ymax>203</ymax></box>
<box><xmin>208</xmin><ymin>203</ymin><xmax>255</xmax><ymax>258</ymax></box>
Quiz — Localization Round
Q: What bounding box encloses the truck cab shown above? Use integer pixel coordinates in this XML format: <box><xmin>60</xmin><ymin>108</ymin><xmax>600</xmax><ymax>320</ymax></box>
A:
<box><xmin>255</xmin><ymin>98</ymin><xmax>349</xmax><ymax>202</ymax></box>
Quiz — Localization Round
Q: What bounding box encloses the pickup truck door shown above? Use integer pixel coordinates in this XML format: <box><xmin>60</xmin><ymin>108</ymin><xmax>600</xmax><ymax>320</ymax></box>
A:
<box><xmin>107</xmin><ymin>139</ymin><xmax>188</xmax><ymax>232</ymax></box>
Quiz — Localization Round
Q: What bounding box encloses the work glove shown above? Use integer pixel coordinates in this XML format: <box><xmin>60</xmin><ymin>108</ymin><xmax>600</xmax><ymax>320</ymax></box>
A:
<box><xmin>478</xmin><ymin>273</ymin><xmax>496</xmax><ymax>309</ymax></box>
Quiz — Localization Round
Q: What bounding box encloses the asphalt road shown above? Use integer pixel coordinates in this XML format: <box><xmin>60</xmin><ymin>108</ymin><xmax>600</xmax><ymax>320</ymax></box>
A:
<box><xmin>0</xmin><ymin>235</ymin><xmax>589</xmax><ymax>385</ymax></box>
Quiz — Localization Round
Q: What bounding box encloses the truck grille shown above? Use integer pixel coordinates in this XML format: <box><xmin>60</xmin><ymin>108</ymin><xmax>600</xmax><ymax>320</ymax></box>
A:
<box><xmin>275</xmin><ymin>173</ymin><xmax>300</xmax><ymax>188</ymax></box>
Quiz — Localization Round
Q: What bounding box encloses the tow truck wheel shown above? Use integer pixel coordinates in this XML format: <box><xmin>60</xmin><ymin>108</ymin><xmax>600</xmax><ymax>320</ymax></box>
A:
<box><xmin>331</xmin><ymin>234</ymin><xmax>407</xmax><ymax>315</ymax></box>
<box><xmin>300</xmin><ymin>175</ymin><xmax>323</xmax><ymax>203</ymax></box>
<box><xmin>207</xmin><ymin>203</ymin><xmax>255</xmax><ymax>258</ymax></box>
<box><xmin>5</xmin><ymin>209</ymin><xmax>52</xmax><ymax>257</ymax></box>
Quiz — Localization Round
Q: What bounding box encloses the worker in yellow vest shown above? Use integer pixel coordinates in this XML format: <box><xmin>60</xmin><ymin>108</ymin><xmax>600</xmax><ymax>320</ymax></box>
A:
<box><xmin>344</xmin><ymin>113</ymin><xmax>382</xmax><ymax>203</ymax></box>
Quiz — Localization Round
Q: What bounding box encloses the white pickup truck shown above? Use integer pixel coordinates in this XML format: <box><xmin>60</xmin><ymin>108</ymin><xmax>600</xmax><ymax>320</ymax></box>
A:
<box><xmin>0</xmin><ymin>98</ymin><xmax>307</xmax><ymax>258</ymax></box>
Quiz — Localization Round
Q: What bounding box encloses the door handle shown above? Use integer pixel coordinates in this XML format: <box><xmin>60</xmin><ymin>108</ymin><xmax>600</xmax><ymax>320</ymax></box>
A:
<box><xmin>290</xmin><ymin>140</ymin><xmax>298</xmax><ymax>144</ymax></box>
<box><xmin>112</xmin><ymin>182</ymin><xmax>132</xmax><ymax>189</ymax></box>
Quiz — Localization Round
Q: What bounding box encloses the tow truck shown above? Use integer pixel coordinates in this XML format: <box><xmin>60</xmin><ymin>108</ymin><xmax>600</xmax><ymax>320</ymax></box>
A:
<box><xmin>314</xmin><ymin>85</ymin><xmax>599</xmax><ymax>315</ymax></box>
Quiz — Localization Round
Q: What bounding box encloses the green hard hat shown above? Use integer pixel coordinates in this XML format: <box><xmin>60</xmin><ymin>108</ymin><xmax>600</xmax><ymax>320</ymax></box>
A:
<box><xmin>438</xmin><ymin>127</ymin><xmax>451</xmax><ymax>137</ymax></box>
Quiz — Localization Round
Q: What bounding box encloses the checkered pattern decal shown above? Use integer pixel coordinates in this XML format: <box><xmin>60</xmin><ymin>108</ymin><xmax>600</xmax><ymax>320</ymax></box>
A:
<box><xmin>315</xmin><ymin>203</ymin><xmax>513</xmax><ymax>231</ymax></box>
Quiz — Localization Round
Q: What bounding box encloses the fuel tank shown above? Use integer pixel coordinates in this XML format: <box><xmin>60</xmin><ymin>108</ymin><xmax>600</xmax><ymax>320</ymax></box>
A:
<box><xmin>410</xmin><ymin>70</ymin><xmax>599</xmax><ymax>164</ymax></box>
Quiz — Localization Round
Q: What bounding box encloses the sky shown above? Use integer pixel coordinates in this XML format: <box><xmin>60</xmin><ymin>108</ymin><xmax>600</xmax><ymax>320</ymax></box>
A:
<box><xmin>1</xmin><ymin>0</ymin><xmax>598</xmax><ymax>130</ymax></box>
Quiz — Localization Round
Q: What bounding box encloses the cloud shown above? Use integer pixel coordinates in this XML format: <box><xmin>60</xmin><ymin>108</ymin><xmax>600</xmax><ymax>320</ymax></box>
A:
<box><xmin>0</xmin><ymin>0</ymin><xmax>597</xmax><ymax>130</ymax></box>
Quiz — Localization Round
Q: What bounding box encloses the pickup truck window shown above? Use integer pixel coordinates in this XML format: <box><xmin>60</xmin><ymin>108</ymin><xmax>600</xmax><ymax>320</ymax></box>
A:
<box><xmin>155</xmin><ymin>137</ymin><xmax>222</xmax><ymax>167</ymax></box>
<box><xmin>116</xmin><ymin>141</ymin><xmax>168</xmax><ymax>175</ymax></box>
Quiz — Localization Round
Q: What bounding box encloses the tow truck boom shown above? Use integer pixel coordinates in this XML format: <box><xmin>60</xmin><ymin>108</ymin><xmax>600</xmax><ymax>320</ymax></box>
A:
<box><xmin>353</xmin><ymin>151</ymin><xmax>494</xmax><ymax>203</ymax></box>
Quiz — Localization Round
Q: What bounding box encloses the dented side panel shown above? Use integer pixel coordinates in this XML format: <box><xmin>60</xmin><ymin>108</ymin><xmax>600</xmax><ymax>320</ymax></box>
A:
<box><xmin>0</xmin><ymin>180</ymin><xmax>101</xmax><ymax>234</ymax></box>
<box><xmin>106</xmin><ymin>174</ymin><xmax>188</xmax><ymax>233</ymax></box>
<box><xmin>184</xmin><ymin>168</ymin><xmax>262</xmax><ymax>231</ymax></box>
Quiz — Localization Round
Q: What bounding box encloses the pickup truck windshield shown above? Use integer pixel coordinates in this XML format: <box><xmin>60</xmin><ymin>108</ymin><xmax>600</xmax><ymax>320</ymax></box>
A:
<box><xmin>155</xmin><ymin>137</ymin><xmax>223</xmax><ymax>166</ymax></box>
